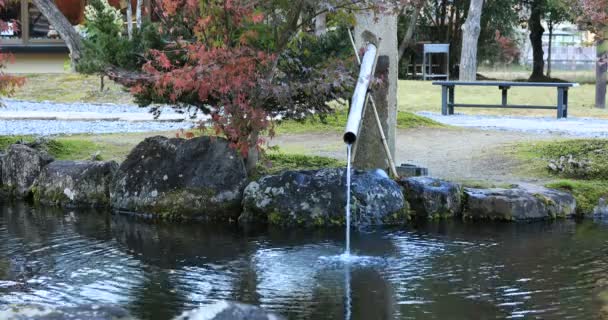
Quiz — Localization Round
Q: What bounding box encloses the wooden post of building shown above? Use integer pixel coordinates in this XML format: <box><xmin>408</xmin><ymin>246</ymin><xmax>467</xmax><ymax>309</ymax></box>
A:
<box><xmin>353</xmin><ymin>12</ymin><xmax>399</xmax><ymax>171</ymax></box>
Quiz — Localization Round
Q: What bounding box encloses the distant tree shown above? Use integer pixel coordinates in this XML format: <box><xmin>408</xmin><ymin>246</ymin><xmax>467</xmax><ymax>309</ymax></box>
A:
<box><xmin>0</xmin><ymin>0</ymin><xmax>25</xmax><ymax>102</ymax></box>
<box><xmin>77</xmin><ymin>0</ymin><xmax>160</xmax><ymax>91</ymax></box>
<box><xmin>398</xmin><ymin>1</ymin><xmax>424</xmax><ymax>62</ymax></box>
<box><xmin>413</xmin><ymin>0</ymin><xmax>521</xmax><ymax>73</ymax></box>
<box><xmin>576</xmin><ymin>0</ymin><xmax>607</xmax><ymax>108</ymax></box>
<box><xmin>459</xmin><ymin>0</ymin><xmax>484</xmax><ymax>81</ymax></box>
<box><xmin>544</xmin><ymin>0</ymin><xmax>572</xmax><ymax>78</ymax></box>
<box><xmin>528</xmin><ymin>0</ymin><xmax>547</xmax><ymax>81</ymax></box>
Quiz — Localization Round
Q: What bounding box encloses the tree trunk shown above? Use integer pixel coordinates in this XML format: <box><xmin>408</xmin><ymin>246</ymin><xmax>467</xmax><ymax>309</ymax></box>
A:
<box><xmin>31</xmin><ymin>0</ymin><xmax>83</xmax><ymax>67</ymax></box>
<box><xmin>528</xmin><ymin>0</ymin><xmax>545</xmax><ymax>81</ymax></box>
<box><xmin>398</xmin><ymin>7</ymin><xmax>420</xmax><ymax>62</ymax></box>
<box><xmin>314</xmin><ymin>12</ymin><xmax>326</xmax><ymax>36</ymax></box>
<box><xmin>126</xmin><ymin>0</ymin><xmax>133</xmax><ymax>39</ymax></box>
<box><xmin>596</xmin><ymin>35</ymin><xmax>607</xmax><ymax>109</ymax></box>
<box><xmin>547</xmin><ymin>21</ymin><xmax>553</xmax><ymax>78</ymax></box>
<box><xmin>136</xmin><ymin>0</ymin><xmax>143</xmax><ymax>29</ymax></box>
<box><xmin>459</xmin><ymin>0</ymin><xmax>484</xmax><ymax>81</ymax></box>
<box><xmin>245</xmin><ymin>129</ymin><xmax>260</xmax><ymax>176</ymax></box>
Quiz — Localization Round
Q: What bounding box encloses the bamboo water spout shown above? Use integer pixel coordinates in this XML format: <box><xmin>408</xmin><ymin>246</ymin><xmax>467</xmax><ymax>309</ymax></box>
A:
<box><xmin>343</xmin><ymin>43</ymin><xmax>377</xmax><ymax>145</ymax></box>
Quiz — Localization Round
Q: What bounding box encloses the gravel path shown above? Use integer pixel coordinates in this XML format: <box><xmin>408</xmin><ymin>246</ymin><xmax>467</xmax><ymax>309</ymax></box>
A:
<box><xmin>0</xmin><ymin>120</ymin><xmax>194</xmax><ymax>136</ymax></box>
<box><xmin>271</xmin><ymin>128</ymin><xmax>554</xmax><ymax>183</ymax></box>
<box><xmin>0</xmin><ymin>99</ymin><xmax>199</xmax><ymax>135</ymax></box>
<box><xmin>419</xmin><ymin>112</ymin><xmax>608</xmax><ymax>138</ymax></box>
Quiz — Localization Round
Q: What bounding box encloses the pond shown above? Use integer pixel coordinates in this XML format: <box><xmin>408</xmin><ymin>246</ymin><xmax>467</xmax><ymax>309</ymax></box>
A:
<box><xmin>1</xmin><ymin>203</ymin><xmax>607</xmax><ymax>319</ymax></box>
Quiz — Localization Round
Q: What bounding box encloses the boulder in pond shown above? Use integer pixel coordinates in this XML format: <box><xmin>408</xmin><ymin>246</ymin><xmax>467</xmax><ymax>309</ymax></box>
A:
<box><xmin>174</xmin><ymin>301</ymin><xmax>283</xmax><ymax>320</ymax></box>
<box><xmin>110</xmin><ymin>136</ymin><xmax>248</xmax><ymax>221</ymax></box>
<box><xmin>0</xmin><ymin>152</ymin><xmax>6</xmax><ymax>199</ymax></box>
<box><xmin>399</xmin><ymin>177</ymin><xmax>463</xmax><ymax>219</ymax></box>
<box><xmin>34</xmin><ymin>160</ymin><xmax>119</xmax><ymax>208</ymax></box>
<box><xmin>241</xmin><ymin>168</ymin><xmax>407</xmax><ymax>227</ymax></box>
<box><xmin>464</xmin><ymin>185</ymin><xmax>576</xmax><ymax>221</ymax></box>
<box><xmin>0</xmin><ymin>304</ymin><xmax>132</xmax><ymax>320</ymax></box>
<box><xmin>1</xmin><ymin>144</ymin><xmax>53</xmax><ymax>198</ymax></box>
<box><xmin>594</xmin><ymin>198</ymin><xmax>608</xmax><ymax>218</ymax></box>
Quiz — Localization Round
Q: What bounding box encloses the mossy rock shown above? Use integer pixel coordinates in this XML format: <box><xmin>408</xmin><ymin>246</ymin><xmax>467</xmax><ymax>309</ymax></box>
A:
<box><xmin>110</xmin><ymin>136</ymin><xmax>248</xmax><ymax>222</ymax></box>
<box><xmin>241</xmin><ymin>168</ymin><xmax>406</xmax><ymax>228</ymax></box>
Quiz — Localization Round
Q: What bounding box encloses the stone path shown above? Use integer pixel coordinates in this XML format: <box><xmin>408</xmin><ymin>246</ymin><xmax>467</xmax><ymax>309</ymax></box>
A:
<box><xmin>419</xmin><ymin>112</ymin><xmax>608</xmax><ymax>138</ymax></box>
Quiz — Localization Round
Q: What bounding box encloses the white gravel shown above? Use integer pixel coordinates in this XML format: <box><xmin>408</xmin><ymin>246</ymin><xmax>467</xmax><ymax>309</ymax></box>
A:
<box><xmin>0</xmin><ymin>120</ymin><xmax>193</xmax><ymax>136</ymax></box>
<box><xmin>419</xmin><ymin>112</ymin><xmax>608</xmax><ymax>138</ymax></box>
<box><xmin>0</xmin><ymin>99</ymin><xmax>200</xmax><ymax>135</ymax></box>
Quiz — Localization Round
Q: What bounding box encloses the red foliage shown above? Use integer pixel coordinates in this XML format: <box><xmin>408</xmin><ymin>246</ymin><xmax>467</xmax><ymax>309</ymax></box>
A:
<box><xmin>576</xmin><ymin>0</ymin><xmax>608</xmax><ymax>65</ymax></box>
<box><xmin>0</xmin><ymin>1</ymin><xmax>25</xmax><ymax>99</ymax></box>
<box><xmin>141</xmin><ymin>0</ymin><xmax>273</xmax><ymax>157</ymax></box>
<box><xmin>576</xmin><ymin>0</ymin><xmax>608</xmax><ymax>31</ymax></box>
<box><xmin>495</xmin><ymin>31</ymin><xmax>521</xmax><ymax>64</ymax></box>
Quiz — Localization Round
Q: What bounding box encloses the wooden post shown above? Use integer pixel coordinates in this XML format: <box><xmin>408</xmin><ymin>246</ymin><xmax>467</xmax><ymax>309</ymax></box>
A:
<box><xmin>353</xmin><ymin>11</ymin><xmax>398</xmax><ymax>172</ymax></box>
<box><xmin>563</xmin><ymin>89</ymin><xmax>568</xmax><ymax>118</ymax></box>
<box><xmin>448</xmin><ymin>86</ymin><xmax>455</xmax><ymax>114</ymax></box>
<box><xmin>557</xmin><ymin>88</ymin><xmax>564</xmax><ymax>119</ymax></box>
<box><xmin>441</xmin><ymin>85</ymin><xmax>448</xmax><ymax>115</ymax></box>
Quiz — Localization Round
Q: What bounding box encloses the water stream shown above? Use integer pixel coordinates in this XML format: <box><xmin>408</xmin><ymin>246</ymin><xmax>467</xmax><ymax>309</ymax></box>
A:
<box><xmin>345</xmin><ymin>144</ymin><xmax>353</xmax><ymax>257</ymax></box>
<box><xmin>1</xmin><ymin>204</ymin><xmax>608</xmax><ymax>319</ymax></box>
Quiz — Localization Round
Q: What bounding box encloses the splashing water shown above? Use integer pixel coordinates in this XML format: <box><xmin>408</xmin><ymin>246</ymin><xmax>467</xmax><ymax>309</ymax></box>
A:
<box><xmin>345</xmin><ymin>144</ymin><xmax>352</xmax><ymax>256</ymax></box>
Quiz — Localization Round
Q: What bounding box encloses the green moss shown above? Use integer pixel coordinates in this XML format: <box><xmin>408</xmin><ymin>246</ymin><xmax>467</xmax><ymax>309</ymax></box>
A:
<box><xmin>396</xmin><ymin>111</ymin><xmax>445</xmax><ymax>129</ymax></box>
<box><xmin>45</xmin><ymin>139</ymin><xmax>101</xmax><ymax>161</ymax></box>
<box><xmin>274</xmin><ymin>111</ymin><xmax>444</xmax><ymax>135</ymax></box>
<box><xmin>0</xmin><ymin>136</ymin><xmax>103</xmax><ymax>161</ymax></box>
<box><xmin>257</xmin><ymin>153</ymin><xmax>344</xmax><ymax>177</ymax></box>
<box><xmin>0</xmin><ymin>136</ymin><xmax>35</xmax><ymax>151</ymax></box>
<box><xmin>144</xmin><ymin>188</ymin><xmax>239</xmax><ymax>221</ymax></box>
<box><xmin>546</xmin><ymin>180</ymin><xmax>608</xmax><ymax>215</ymax></box>
<box><xmin>268</xmin><ymin>211</ymin><xmax>283</xmax><ymax>225</ymax></box>
<box><xmin>383</xmin><ymin>205</ymin><xmax>411</xmax><ymax>224</ymax></box>
<box><xmin>459</xmin><ymin>179</ymin><xmax>516</xmax><ymax>189</ymax></box>
<box><xmin>34</xmin><ymin>188</ymin><xmax>70</xmax><ymax>206</ymax></box>
<box><xmin>516</xmin><ymin>139</ymin><xmax>608</xmax><ymax>180</ymax></box>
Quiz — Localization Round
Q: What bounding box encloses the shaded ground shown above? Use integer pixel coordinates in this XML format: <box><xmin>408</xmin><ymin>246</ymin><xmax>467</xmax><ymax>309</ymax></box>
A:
<box><xmin>271</xmin><ymin>127</ymin><xmax>554</xmax><ymax>184</ymax></box>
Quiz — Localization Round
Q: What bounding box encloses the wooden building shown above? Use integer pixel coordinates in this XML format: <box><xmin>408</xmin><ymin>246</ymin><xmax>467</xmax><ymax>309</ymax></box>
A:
<box><xmin>1</xmin><ymin>0</ymin><xmax>150</xmax><ymax>73</ymax></box>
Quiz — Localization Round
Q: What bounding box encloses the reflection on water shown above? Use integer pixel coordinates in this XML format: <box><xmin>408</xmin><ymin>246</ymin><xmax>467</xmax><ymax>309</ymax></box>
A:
<box><xmin>1</xmin><ymin>203</ymin><xmax>608</xmax><ymax>319</ymax></box>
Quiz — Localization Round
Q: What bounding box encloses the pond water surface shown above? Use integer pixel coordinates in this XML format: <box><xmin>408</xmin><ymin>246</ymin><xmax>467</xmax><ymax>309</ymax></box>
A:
<box><xmin>1</xmin><ymin>203</ymin><xmax>607</xmax><ymax>320</ymax></box>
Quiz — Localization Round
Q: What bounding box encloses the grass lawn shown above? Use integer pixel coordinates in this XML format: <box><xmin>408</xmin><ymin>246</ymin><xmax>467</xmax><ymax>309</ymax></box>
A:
<box><xmin>399</xmin><ymin>80</ymin><xmax>608</xmax><ymax>119</ymax></box>
<box><xmin>514</xmin><ymin>139</ymin><xmax>608</xmax><ymax>214</ymax></box>
<box><xmin>275</xmin><ymin>109</ymin><xmax>444</xmax><ymax>134</ymax></box>
<box><xmin>11</xmin><ymin>73</ymin><xmax>134</xmax><ymax>105</ymax></box>
<box><xmin>10</xmin><ymin>73</ymin><xmax>608</xmax><ymax>120</ymax></box>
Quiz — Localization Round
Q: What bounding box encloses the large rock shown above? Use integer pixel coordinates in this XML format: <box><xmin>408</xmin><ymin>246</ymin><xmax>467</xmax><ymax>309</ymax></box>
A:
<box><xmin>34</xmin><ymin>160</ymin><xmax>119</xmax><ymax>208</ymax></box>
<box><xmin>0</xmin><ymin>304</ymin><xmax>132</xmax><ymax>320</ymax></box>
<box><xmin>0</xmin><ymin>152</ymin><xmax>6</xmax><ymax>199</ymax></box>
<box><xmin>464</xmin><ymin>185</ymin><xmax>577</xmax><ymax>221</ymax></box>
<box><xmin>110</xmin><ymin>136</ymin><xmax>248</xmax><ymax>221</ymax></box>
<box><xmin>175</xmin><ymin>302</ymin><xmax>283</xmax><ymax>320</ymax></box>
<box><xmin>241</xmin><ymin>168</ymin><xmax>407</xmax><ymax>227</ymax></box>
<box><xmin>1</xmin><ymin>144</ymin><xmax>53</xmax><ymax>198</ymax></box>
<box><xmin>399</xmin><ymin>177</ymin><xmax>463</xmax><ymax>219</ymax></box>
<box><xmin>594</xmin><ymin>198</ymin><xmax>608</xmax><ymax>218</ymax></box>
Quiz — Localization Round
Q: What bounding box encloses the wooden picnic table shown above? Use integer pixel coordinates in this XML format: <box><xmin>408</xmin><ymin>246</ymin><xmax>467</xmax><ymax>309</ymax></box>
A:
<box><xmin>432</xmin><ymin>81</ymin><xmax>579</xmax><ymax>119</ymax></box>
